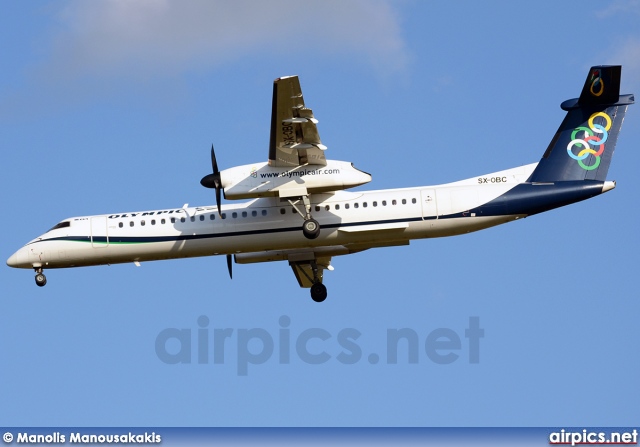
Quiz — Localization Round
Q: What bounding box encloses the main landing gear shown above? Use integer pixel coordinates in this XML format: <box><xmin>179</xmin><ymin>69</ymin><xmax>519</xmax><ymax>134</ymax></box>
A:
<box><xmin>310</xmin><ymin>282</ymin><xmax>327</xmax><ymax>302</ymax></box>
<box><xmin>303</xmin><ymin>218</ymin><xmax>320</xmax><ymax>240</ymax></box>
<box><xmin>288</xmin><ymin>195</ymin><xmax>321</xmax><ymax>240</ymax></box>
<box><xmin>290</xmin><ymin>259</ymin><xmax>329</xmax><ymax>302</ymax></box>
<box><xmin>34</xmin><ymin>267</ymin><xmax>47</xmax><ymax>287</ymax></box>
<box><xmin>308</xmin><ymin>260</ymin><xmax>327</xmax><ymax>302</ymax></box>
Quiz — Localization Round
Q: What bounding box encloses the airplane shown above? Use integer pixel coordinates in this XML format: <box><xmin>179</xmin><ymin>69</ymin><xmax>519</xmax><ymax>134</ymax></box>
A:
<box><xmin>6</xmin><ymin>66</ymin><xmax>634</xmax><ymax>302</ymax></box>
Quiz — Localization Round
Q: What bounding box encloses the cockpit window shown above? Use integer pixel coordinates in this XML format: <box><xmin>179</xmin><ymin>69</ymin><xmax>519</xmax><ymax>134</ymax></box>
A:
<box><xmin>48</xmin><ymin>221</ymin><xmax>71</xmax><ymax>232</ymax></box>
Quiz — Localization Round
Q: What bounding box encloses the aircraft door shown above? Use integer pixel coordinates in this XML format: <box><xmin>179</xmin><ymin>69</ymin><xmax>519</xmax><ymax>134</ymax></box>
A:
<box><xmin>90</xmin><ymin>216</ymin><xmax>109</xmax><ymax>248</ymax></box>
<box><xmin>420</xmin><ymin>189</ymin><xmax>437</xmax><ymax>219</ymax></box>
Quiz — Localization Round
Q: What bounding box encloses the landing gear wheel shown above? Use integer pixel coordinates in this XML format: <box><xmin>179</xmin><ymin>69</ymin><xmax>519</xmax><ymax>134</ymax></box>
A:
<box><xmin>35</xmin><ymin>273</ymin><xmax>47</xmax><ymax>287</ymax></box>
<box><xmin>310</xmin><ymin>282</ymin><xmax>327</xmax><ymax>302</ymax></box>
<box><xmin>302</xmin><ymin>218</ymin><xmax>320</xmax><ymax>239</ymax></box>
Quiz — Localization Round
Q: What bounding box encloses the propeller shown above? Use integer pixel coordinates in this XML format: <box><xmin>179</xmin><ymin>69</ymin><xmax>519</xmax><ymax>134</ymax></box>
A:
<box><xmin>201</xmin><ymin>145</ymin><xmax>233</xmax><ymax>280</ymax></box>
<box><xmin>200</xmin><ymin>144</ymin><xmax>223</xmax><ymax>216</ymax></box>
<box><xmin>200</xmin><ymin>144</ymin><xmax>233</xmax><ymax>279</ymax></box>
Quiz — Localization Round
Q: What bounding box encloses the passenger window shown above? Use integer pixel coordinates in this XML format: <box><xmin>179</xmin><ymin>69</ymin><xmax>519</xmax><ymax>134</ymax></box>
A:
<box><xmin>200</xmin><ymin>215</ymin><xmax>204</xmax><ymax>221</ymax></box>
<box><xmin>252</xmin><ymin>210</ymin><xmax>257</xmax><ymax>217</ymax></box>
<box><xmin>335</xmin><ymin>204</ymin><xmax>340</xmax><ymax>210</ymax></box>
<box><xmin>181</xmin><ymin>217</ymin><xmax>186</xmax><ymax>223</ymax></box>
<box><xmin>141</xmin><ymin>220</ymin><xmax>146</xmax><ymax>226</ymax></box>
<box><xmin>190</xmin><ymin>216</ymin><xmax>195</xmax><ymax>222</ymax></box>
<box><xmin>345</xmin><ymin>203</ymin><xmax>350</xmax><ymax>209</ymax></box>
<box><xmin>210</xmin><ymin>214</ymin><xmax>215</xmax><ymax>220</ymax></box>
<box><xmin>280</xmin><ymin>208</ymin><xmax>286</xmax><ymax>215</ymax></box>
<box><xmin>262</xmin><ymin>210</ymin><xmax>267</xmax><ymax>216</ymax></box>
<box><xmin>130</xmin><ymin>221</ymin><xmax>134</xmax><ymax>227</ymax></box>
<box><xmin>242</xmin><ymin>211</ymin><xmax>247</xmax><ymax>218</ymax></box>
<box><xmin>402</xmin><ymin>199</ymin><xmax>407</xmax><ymax>205</ymax></box>
<box><xmin>232</xmin><ymin>212</ymin><xmax>238</xmax><ymax>218</ymax></box>
<box><xmin>171</xmin><ymin>217</ymin><xmax>176</xmax><ymax>223</ymax></box>
<box><xmin>118</xmin><ymin>222</ymin><xmax>123</xmax><ymax>228</ymax></box>
<box><xmin>325</xmin><ymin>205</ymin><xmax>330</xmax><ymax>211</ymax></box>
<box><xmin>161</xmin><ymin>219</ymin><xmax>166</xmax><ymax>224</ymax></box>
<box><xmin>373</xmin><ymin>201</ymin><xmax>378</xmax><ymax>207</ymax></box>
<box><xmin>315</xmin><ymin>206</ymin><xmax>321</xmax><ymax>212</ymax></box>
<box><xmin>221</xmin><ymin>213</ymin><xmax>227</xmax><ymax>219</ymax></box>
<box><xmin>392</xmin><ymin>200</ymin><xmax>397</xmax><ymax>205</ymax></box>
<box><xmin>382</xmin><ymin>200</ymin><xmax>387</xmax><ymax>206</ymax></box>
<box><xmin>151</xmin><ymin>220</ymin><xmax>156</xmax><ymax>225</ymax></box>
<box><xmin>363</xmin><ymin>202</ymin><xmax>367</xmax><ymax>208</ymax></box>
<box><xmin>354</xmin><ymin>203</ymin><xmax>359</xmax><ymax>208</ymax></box>
<box><xmin>412</xmin><ymin>198</ymin><xmax>417</xmax><ymax>204</ymax></box>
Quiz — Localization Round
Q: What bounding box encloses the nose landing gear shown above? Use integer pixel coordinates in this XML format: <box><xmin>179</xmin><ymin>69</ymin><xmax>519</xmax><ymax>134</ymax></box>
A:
<box><xmin>34</xmin><ymin>267</ymin><xmax>47</xmax><ymax>287</ymax></box>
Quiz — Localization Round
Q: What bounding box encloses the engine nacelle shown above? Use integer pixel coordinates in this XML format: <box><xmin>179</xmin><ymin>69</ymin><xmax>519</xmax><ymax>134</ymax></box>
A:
<box><xmin>220</xmin><ymin>160</ymin><xmax>371</xmax><ymax>200</ymax></box>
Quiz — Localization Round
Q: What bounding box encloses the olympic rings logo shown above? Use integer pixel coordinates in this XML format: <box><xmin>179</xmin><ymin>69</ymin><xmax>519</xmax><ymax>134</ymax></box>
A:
<box><xmin>589</xmin><ymin>70</ymin><xmax>604</xmax><ymax>97</ymax></box>
<box><xmin>566</xmin><ymin>112</ymin><xmax>612</xmax><ymax>171</ymax></box>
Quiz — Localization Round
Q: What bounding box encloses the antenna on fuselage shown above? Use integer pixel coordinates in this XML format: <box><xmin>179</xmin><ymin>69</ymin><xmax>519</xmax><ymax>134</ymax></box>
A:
<box><xmin>181</xmin><ymin>203</ymin><xmax>193</xmax><ymax>218</ymax></box>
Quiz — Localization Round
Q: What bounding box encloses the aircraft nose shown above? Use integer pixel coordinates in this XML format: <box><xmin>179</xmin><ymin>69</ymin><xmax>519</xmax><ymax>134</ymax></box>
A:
<box><xmin>7</xmin><ymin>252</ymin><xmax>18</xmax><ymax>267</ymax></box>
<box><xmin>7</xmin><ymin>248</ymin><xmax>28</xmax><ymax>268</ymax></box>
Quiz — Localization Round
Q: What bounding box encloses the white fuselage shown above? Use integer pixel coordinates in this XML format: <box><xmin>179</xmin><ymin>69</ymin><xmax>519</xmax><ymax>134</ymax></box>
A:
<box><xmin>7</xmin><ymin>163</ymin><xmax>539</xmax><ymax>270</ymax></box>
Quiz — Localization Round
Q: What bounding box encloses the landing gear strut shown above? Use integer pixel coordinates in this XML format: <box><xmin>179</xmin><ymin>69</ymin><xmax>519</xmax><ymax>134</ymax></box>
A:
<box><xmin>34</xmin><ymin>267</ymin><xmax>47</xmax><ymax>287</ymax></box>
<box><xmin>288</xmin><ymin>195</ymin><xmax>320</xmax><ymax>240</ymax></box>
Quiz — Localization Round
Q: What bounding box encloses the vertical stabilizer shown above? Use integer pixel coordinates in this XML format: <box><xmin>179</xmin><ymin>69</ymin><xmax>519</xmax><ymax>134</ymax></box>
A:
<box><xmin>529</xmin><ymin>66</ymin><xmax>634</xmax><ymax>183</ymax></box>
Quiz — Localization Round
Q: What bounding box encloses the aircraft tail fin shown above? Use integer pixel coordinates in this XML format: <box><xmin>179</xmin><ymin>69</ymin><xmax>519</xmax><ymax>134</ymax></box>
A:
<box><xmin>528</xmin><ymin>65</ymin><xmax>634</xmax><ymax>183</ymax></box>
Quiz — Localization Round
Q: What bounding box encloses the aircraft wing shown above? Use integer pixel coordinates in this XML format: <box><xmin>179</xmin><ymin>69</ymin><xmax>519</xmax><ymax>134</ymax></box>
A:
<box><xmin>235</xmin><ymin>240</ymin><xmax>410</xmax><ymax>289</ymax></box>
<box><xmin>268</xmin><ymin>76</ymin><xmax>327</xmax><ymax>168</ymax></box>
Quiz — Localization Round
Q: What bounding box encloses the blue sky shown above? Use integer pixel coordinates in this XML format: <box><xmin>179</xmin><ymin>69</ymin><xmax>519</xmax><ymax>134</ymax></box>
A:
<box><xmin>1</xmin><ymin>1</ymin><xmax>639</xmax><ymax>427</ymax></box>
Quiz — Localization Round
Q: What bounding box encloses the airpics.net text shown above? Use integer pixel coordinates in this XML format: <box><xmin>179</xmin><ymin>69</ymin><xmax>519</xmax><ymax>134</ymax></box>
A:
<box><xmin>155</xmin><ymin>316</ymin><xmax>484</xmax><ymax>376</ymax></box>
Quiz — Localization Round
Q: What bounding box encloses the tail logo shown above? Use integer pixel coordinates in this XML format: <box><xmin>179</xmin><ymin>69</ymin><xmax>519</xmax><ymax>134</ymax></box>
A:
<box><xmin>566</xmin><ymin>112</ymin><xmax>612</xmax><ymax>171</ymax></box>
<box><xmin>589</xmin><ymin>69</ymin><xmax>604</xmax><ymax>97</ymax></box>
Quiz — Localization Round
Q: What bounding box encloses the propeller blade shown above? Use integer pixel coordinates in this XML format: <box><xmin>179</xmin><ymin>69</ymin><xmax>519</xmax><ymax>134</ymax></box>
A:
<box><xmin>226</xmin><ymin>254</ymin><xmax>233</xmax><ymax>279</ymax></box>
<box><xmin>210</xmin><ymin>144</ymin><xmax>219</xmax><ymax>175</ymax></box>
<box><xmin>216</xmin><ymin>186</ymin><xmax>222</xmax><ymax>217</ymax></box>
